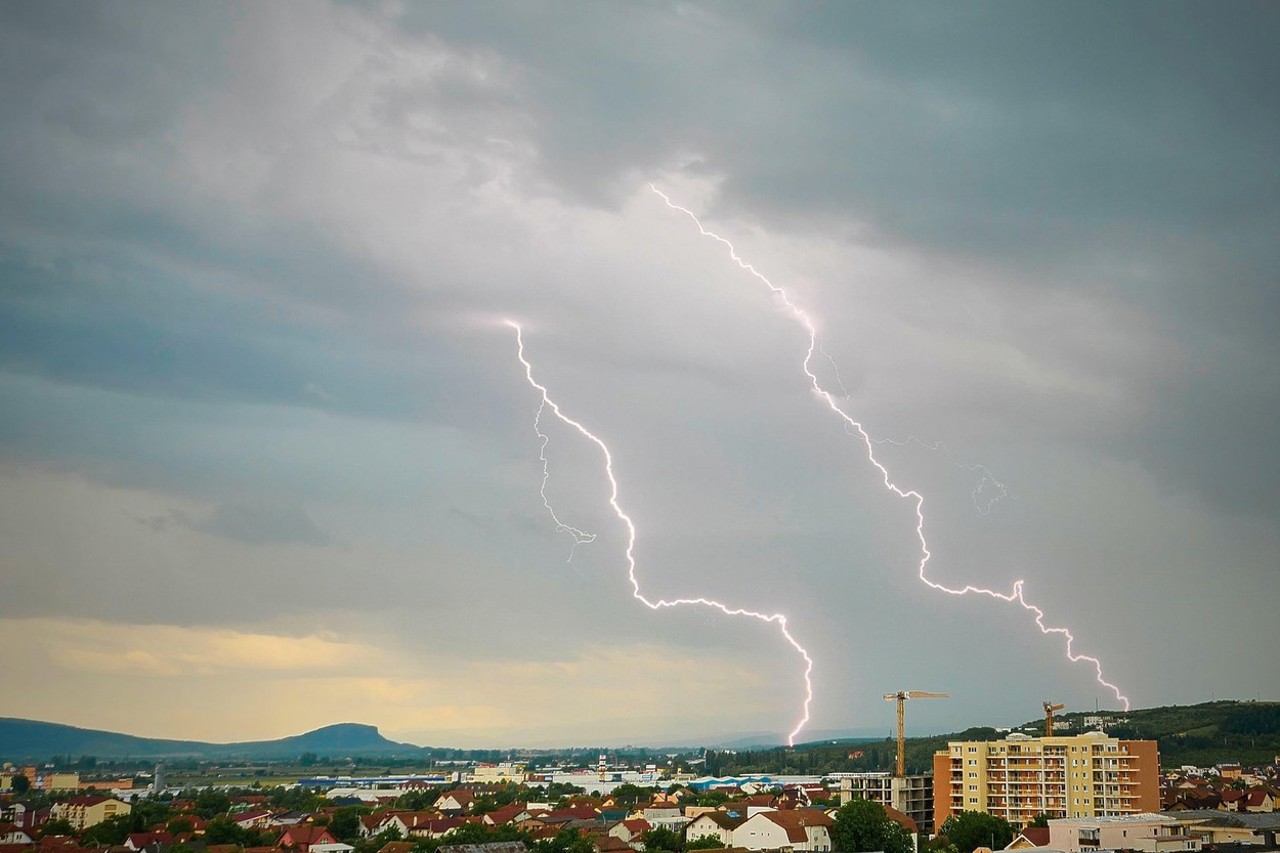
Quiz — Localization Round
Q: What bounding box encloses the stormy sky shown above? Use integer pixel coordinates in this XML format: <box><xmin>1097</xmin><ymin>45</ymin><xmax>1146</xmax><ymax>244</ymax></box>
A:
<box><xmin>1</xmin><ymin>2</ymin><xmax>1277</xmax><ymax>748</ymax></box>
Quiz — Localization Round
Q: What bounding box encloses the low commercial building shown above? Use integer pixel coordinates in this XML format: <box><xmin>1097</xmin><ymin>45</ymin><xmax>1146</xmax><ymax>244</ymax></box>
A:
<box><xmin>1048</xmin><ymin>814</ymin><xmax>1200</xmax><ymax>853</ymax></box>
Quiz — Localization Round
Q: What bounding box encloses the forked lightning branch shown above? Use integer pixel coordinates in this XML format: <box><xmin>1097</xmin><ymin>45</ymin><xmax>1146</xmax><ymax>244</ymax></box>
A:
<box><xmin>502</xmin><ymin>185</ymin><xmax>1130</xmax><ymax>745</ymax></box>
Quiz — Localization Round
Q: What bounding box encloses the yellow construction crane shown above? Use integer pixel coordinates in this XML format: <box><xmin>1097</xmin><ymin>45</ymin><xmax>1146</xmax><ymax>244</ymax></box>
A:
<box><xmin>1043</xmin><ymin>701</ymin><xmax>1066</xmax><ymax>737</ymax></box>
<box><xmin>884</xmin><ymin>690</ymin><xmax>949</xmax><ymax>777</ymax></box>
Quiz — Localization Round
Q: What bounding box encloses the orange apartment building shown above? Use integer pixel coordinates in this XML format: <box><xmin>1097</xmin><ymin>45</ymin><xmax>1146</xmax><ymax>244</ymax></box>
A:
<box><xmin>933</xmin><ymin>731</ymin><xmax>1159</xmax><ymax>830</ymax></box>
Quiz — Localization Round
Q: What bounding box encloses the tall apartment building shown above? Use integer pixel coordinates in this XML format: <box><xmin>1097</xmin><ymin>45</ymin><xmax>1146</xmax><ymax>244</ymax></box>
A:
<box><xmin>836</xmin><ymin>772</ymin><xmax>935</xmax><ymax>835</ymax></box>
<box><xmin>932</xmin><ymin>731</ymin><xmax>1159</xmax><ymax>830</ymax></box>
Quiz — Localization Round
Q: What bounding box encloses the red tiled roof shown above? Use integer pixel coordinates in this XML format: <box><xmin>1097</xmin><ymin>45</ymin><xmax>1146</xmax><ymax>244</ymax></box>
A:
<box><xmin>759</xmin><ymin>809</ymin><xmax>833</xmax><ymax>844</ymax></box>
<box><xmin>1021</xmin><ymin>828</ymin><xmax>1050</xmax><ymax>847</ymax></box>
<box><xmin>883</xmin><ymin>806</ymin><xmax>917</xmax><ymax>834</ymax></box>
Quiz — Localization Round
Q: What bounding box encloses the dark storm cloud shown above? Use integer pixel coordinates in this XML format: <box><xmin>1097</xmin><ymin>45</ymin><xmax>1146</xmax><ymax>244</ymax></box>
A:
<box><xmin>393</xmin><ymin>1</ymin><xmax>1280</xmax><ymax>516</ymax></box>
<box><xmin>0</xmin><ymin>0</ymin><xmax>1276</xmax><ymax>741</ymax></box>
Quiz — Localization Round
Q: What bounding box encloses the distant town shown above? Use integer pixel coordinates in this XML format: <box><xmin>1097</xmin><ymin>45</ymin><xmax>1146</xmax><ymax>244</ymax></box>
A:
<box><xmin>3</xmin><ymin>702</ymin><xmax>1279</xmax><ymax>853</ymax></box>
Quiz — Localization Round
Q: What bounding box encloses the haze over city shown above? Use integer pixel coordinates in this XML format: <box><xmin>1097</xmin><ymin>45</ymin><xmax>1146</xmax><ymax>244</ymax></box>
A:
<box><xmin>1</xmin><ymin>2</ymin><xmax>1277</xmax><ymax>748</ymax></box>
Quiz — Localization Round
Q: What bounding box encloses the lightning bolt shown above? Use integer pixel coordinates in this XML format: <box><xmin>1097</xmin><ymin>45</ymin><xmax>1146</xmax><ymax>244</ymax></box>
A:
<box><xmin>649</xmin><ymin>185</ymin><xmax>1130</xmax><ymax>711</ymax></box>
<box><xmin>507</xmin><ymin>320</ymin><xmax>816</xmax><ymax>744</ymax></box>
<box><xmin>869</xmin><ymin>435</ymin><xmax>1012</xmax><ymax>516</ymax></box>
<box><xmin>532</xmin><ymin>398</ymin><xmax>597</xmax><ymax>561</ymax></box>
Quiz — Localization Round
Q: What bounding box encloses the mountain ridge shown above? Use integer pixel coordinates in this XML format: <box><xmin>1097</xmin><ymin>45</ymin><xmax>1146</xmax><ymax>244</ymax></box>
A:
<box><xmin>0</xmin><ymin>718</ymin><xmax>423</xmax><ymax>760</ymax></box>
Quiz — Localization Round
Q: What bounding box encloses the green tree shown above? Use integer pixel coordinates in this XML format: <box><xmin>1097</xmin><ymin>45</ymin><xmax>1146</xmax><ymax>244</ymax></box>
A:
<box><xmin>831</xmin><ymin>799</ymin><xmax>913</xmax><ymax>853</ymax></box>
<box><xmin>41</xmin><ymin>819</ymin><xmax>76</xmax><ymax>837</ymax></box>
<box><xmin>329</xmin><ymin>808</ymin><xmax>368</xmax><ymax>843</ymax></box>
<box><xmin>373</xmin><ymin>825</ymin><xmax>404</xmax><ymax>845</ymax></box>
<box><xmin>642</xmin><ymin>826</ymin><xmax>681</xmax><ymax>853</ymax></box>
<box><xmin>921</xmin><ymin>835</ymin><xmax>958</xmax><ymax>853</ymax></box>
<box><xmin>533</xmin><ymin>827</ymin><xmax>594</xmax><ymax>853</ymax></box>
<box><xmin>1028</xmin><ymin>814</ymin><xmax>1051</xmax><ymax>829</ymax></box>
<box><xmin>130</xmin><ymin>799</ymin><xmax>174</xmax><ymax>832</ymax></box>
<box><xmin>194</xmin><ymin>790</ymin><xmax>232</xmax><ymax>819</ymax></box>
<box><xmin>686</xmin><ymin>835</ymin><xmax>726</xmax><ymax>850</ymax></box>
<box><xmin>167</xmin><ymin>817</ymin><xmax>195</xmax><ymax>836</ymax></box>
<box><xmin>940</xmin><ymin>812</ymin><xmax>1014</xmax><ymax>853</ymax></box>
<box><xmin>9</xmin><ymin>775</ymin><xmax>30</xmax><ymax>794</ymax></box>
<box><xmin>610</xmin><ymin>784</ymin><xmax>653</xmax><ymax>805</ymax></box>
<box><xmin>203</xmin><ymin>817</ymin><xmax>247</xmax><ymax>845</ymax></box>
<box><xmin>82</xmin><ymin>814</ymin><xmax>133</xmax><ymax>846</ymax></box>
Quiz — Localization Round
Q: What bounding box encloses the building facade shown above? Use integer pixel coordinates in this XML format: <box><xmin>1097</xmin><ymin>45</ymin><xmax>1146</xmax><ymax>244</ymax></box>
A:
<box><xmin>1048</xmin><ymin>814</ymin><xmax>1200</xmax><ymax>853</ymax></box>
<box><xmin>50</xmin><ymin>796</ymin><xmax>131</xmax><ymax>831</ymax></box>
<box><xmin>836</xmin><ymin>772</ymin><xmax>935</xmax><ymax>835</ymax></box>
<box><xmin>933</xmin><ymin>731</ymin><xmax>1159</xmax><ymax>829</ymax></box>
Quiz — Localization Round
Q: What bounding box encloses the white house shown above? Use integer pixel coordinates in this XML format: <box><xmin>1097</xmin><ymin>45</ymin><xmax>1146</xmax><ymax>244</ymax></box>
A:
<box><xmin>685</xmin><ymin>812</ymin><xmax>745</xmax><ymax>847</ymax></box>
<box><xmin>732</xmin><ymin>809</ymin><xmax>833</xmax><ymax>852</ymax></box>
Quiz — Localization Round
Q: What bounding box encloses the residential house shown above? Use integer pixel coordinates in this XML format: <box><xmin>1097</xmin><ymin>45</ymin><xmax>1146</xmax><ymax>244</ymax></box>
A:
<box><xmin>1004</xmin><ymin>828</ymin><xmax>1050</xmax><ymax>849</ymax></box>
<box><xmin>277</xmin><ymin>826</ymin><xmax>338</xmax><ymax>853</ymax></box>
<box><xmin>435</xmin><ymin>793</ymin><xmax>476</xmax><ymax>816</ymax></box>
<box><xmin>1164</xmin><ymin>809</ymin><xmax>1280</xmax><ymax>848</ymax></box>
<box><xmin>684</xmin><ymin>812</ymin><xmax>744</xmax><ymax>847</ymax></box>
<box><xmin>382</xmin><ymin>812</ymin><xmax>441</xmax><ymax>837</ymax></box>
<box><xmin>0</xmin><ymin>823</ymin><xmax>34</xmax><ymax>845</ymax></box>
<box><xmin>124</xmin><ymin>832</ymin><xmax>173</xmax><ymax>852</ymax></box>
<box><xmin>269</xmin><ymin>812</ymin><xmax>309</xmax><ymax>828</ymax></box>
<box><xmin>481</xmin><ymin>805</ymin><xmax>527</xmax><ymax>827</ymax></box>
<box><xmin>731</xmin><ymin>809</ymin><xmax>833</xmax><ymax>852</ymax></box>
<box><xmin>308</xmin><ymin>844</ymin><xmax>356</xmax><ymax>853</ymax></box>
<box><xmin>231</xmin><ymin>811</ymin><xmax>274</xmax><ymax>830</ymax></box>
<box><xmin>592</xmin><ymin>837</ymin><xmax>631</xmax><ymax>853</ymax></box>
<box><xmin>358</xmin><ymin>816</ymin><xmax>387</xmax><ymax>839</ymax></box>
<box><xmin>606</xmin><ymin>818</ymin><xmax>650</xmax><ymax>848</ymax></box>
<box><xmin>49</xmin><ymin>797</ymin><xmax>131</xmax><ymax>831</ymax></box>
<box><xmin>1241</xmin><ymin>788</ymin><xmax>1277</xmax><ymax>813</ymax></box>
<box><xmin>406</xmin><ymin>818</ymin><xmax>469</xmax><ymax>840</ymax></box>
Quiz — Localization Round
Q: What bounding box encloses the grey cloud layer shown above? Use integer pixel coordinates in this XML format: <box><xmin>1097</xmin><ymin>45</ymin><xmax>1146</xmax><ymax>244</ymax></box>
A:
<box><xmin>0</xmin><ymin>1</ymin><xmax>1276</xmax><ymax>742</ymax></box>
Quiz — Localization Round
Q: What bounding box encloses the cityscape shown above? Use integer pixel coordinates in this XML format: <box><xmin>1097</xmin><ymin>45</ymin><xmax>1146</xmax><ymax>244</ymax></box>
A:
<box><xmin>2</xmin><ymin>6</ymin><xmax>1278</xmax><ymax>853</ymax></box>
<box><xmin>3</xmin><ymin>702</ymin><xmax>1280</xmax><ymax>853</ymax></box>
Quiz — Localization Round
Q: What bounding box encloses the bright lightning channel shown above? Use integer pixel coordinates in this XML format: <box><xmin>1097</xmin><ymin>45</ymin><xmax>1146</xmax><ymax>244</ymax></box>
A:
<box><xmin>532</xmin><ymin>398</ymin><xmax>597</xmax><ymax>560</ymax></box>
<box><xmin>507</xmin><ymin>320</ymin><xmax>815</xmax><ymax>745</ymax></box>
<box><xmin>869</xmin><ymin>435</ymin><xmax>1012</xmax><ymax>516</ymax></box>
<box><xmin>649</xmin><ymin>185</ymin><xmax>1131</xmax><ymax>711</ymax></box>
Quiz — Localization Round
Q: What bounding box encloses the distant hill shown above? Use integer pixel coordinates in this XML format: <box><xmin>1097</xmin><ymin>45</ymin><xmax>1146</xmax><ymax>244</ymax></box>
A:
<box><xmin>0</xmin><ymin>718</ymin><xmax>424</xmax><ymax>761</ymax></box>
<box><xmin>705</xmin><ymin>700</ymin><xmax>1280</xmax><ymax>776</ymax></box>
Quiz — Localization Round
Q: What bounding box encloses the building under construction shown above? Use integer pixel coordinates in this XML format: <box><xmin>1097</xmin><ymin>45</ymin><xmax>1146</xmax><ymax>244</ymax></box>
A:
<box><xmin>835</xmin><ymin>771</ymin><xmax>935</xmax><ymax>835</ymax></box>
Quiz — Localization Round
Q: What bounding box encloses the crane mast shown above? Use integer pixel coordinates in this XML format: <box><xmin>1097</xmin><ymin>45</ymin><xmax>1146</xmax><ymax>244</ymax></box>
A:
<box><xmin>883</xmin><ymin>690</ymin><xmax>949</xmax><ymax>777</ymax></box>
<box><xmin>1044</xmin><ymin>701</ymin><xmax>1066</xmax><ymax>737</ymax></box>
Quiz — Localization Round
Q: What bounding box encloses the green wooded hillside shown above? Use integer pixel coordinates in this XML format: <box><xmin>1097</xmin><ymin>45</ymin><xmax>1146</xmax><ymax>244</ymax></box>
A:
<box><xmin>704</xmin><ymin>701</ymin><xmax>1280</xmax><ymax>775</ymax></box>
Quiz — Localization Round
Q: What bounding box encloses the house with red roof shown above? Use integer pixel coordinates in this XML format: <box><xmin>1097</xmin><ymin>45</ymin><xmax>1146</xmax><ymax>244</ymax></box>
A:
<box><xmin>434</xmin><ymin>793</ymin><xmax>475</xmax><ymax>816</ymax></box>
<box><xmin>685</xmin><ymin>812</ymin><xmax>745</xmax><ymax>848</ymax></box>
<box><xmin>124</xmin><ymin>832</ymin><xmax>173</xmax><ymax>851</ymax></box>
<box><xmin>0</xmin><ymin>824</ymin><xmax>34</xmax><ymax>845</ymax></box>
<box><xmin>1006</xmin><ymin>828</ymin><xmax>1050</xmax><ymax>849</ymax></box>
<box><xmin>731</xmin><ymin>809</ymin><xmax>833</xmax><ymax>852</ymax></box>
<box><xmin>482</xmin><ymin>805</ymin><xmax>527</xmax><ymax>827</ymax></box>
<box><xmin>277</xmin><ymin>825</ymin><xmax>337</xmax><ymax>853</ymax></box>
<box><xmin>233</xmin><ymin>811</ymin><xmax>275</xmax><ymax>830</ymax></box>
